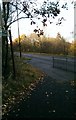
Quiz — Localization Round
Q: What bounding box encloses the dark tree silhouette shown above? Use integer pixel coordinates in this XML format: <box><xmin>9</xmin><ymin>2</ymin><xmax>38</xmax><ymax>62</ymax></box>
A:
<box><xmin>9</xmin><ymin>30</ymin><xmax>15</xmax><ymax>78</ymax></box>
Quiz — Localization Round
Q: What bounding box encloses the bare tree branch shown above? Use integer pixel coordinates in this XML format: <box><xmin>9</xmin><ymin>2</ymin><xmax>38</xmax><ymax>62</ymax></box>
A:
<box><xmin>7</xmin><ymin>16</ymin><xmax>29</xmax><ymax>28</ymax></box>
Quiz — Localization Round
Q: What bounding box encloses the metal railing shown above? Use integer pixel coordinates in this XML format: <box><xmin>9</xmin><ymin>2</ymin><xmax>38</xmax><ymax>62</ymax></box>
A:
<box><xmin>52</xmin><ymin>56</ymin><xmax>76</xmax><ymax>73</ymax></box>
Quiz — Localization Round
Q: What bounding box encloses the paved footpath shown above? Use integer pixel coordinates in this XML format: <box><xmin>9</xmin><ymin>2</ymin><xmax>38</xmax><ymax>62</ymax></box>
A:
<box><xmin>3</xmin><ymin>53</ymin><xmax>76</xmax><ymax>119</ymax></box>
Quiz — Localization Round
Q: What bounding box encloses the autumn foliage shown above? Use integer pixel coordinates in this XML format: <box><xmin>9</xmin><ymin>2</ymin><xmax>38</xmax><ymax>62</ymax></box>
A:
<box><xmin>13</xmin><ymin>33</ymin><xmax>75</xmax><ymax>56</ymax></box>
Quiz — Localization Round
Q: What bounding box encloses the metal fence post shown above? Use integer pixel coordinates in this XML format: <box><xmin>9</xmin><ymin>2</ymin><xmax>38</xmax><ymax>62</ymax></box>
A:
<box><xmin>74</xmin><ymin>57</ymin><xmax>76</xmax><ymax>73</ymax></box>
<box><xmin>66</xmin><ymin>57</ymin><xmax>67</xmax><ymax>71</ymax></box>
<box><xmin>53</xmin><ymin>56</ymin><xmax>54</xmax><ymax>68</ymax></box>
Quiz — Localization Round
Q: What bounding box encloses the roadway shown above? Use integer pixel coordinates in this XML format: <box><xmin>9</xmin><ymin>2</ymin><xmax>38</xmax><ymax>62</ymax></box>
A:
<box><xmin>15</xmin><ymin>52</ymin><xmax>75</xmax><ymax>81</ymax></box>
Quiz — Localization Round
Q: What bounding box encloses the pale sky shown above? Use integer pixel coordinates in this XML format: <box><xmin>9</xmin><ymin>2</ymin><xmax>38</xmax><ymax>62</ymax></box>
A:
<box><xmin>11</xmin><ymin>0</ymin><xmax>75</xmax><ymax>42</ymax></box>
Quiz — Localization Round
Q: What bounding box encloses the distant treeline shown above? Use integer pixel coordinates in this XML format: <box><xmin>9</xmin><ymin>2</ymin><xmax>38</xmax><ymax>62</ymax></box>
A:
<box><xmin>13</xmin><ymin>33</ymin><xmax>76</xmax><ymax>56</ymax></box>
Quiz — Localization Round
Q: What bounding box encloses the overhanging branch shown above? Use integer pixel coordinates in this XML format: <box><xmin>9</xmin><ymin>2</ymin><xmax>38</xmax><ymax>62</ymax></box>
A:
<box><xmin>7</xmin><ymin>16</ymin><xmax>29</xmax><ymax>28</ymax></box>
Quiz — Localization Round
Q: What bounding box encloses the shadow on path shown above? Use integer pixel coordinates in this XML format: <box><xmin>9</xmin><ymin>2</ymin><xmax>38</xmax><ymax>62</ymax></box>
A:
<box><xmin>3</xmin><ymin>76</ymin><xmax>76</xmax><ymax>119</ymax></box>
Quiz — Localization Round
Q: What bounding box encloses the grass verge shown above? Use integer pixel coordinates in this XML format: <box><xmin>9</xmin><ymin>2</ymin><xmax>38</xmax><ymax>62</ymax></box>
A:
<box><xmin>2</xmin><ymin>56</ymin><xmax>45</xmax><ymax>115</ymax></box>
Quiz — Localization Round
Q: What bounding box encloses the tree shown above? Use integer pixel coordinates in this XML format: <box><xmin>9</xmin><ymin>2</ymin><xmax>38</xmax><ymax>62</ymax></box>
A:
<box><xmin>20</xmin><ymin>34</ymin><xmax>26</xmax><ymax>41</ymax></box>
<box><xmin>2</xmin><ymin>0</ymin><xmax>26</xmax><ymax>78</ymax></box>
<box><xmin>2</xmin><ymin>0</ymin><xmax>74</xmax><ymax>78</ymax></box>
<box><xmin>9</xmin><ymin>30</ymin><xmax>15</xmax><ymax>78</ymax></box>
<box><xmin>56</xmin><ymin>32</ymin><xmax>62</xmax><ymax>40</ymax></box>
<box><xmin>2</xmin><ymin>2</ymin><xmax>10</xmax><ymax>77</ymax></box>
<box><xmin>22</xmin><ymin>0</ymin><xmax>71</xmax><ymax>36</ymax></box>
<box><xmin>69</xmin><ymin>40</ymin><xmax>76</xmax><ymax>56</ymax></box>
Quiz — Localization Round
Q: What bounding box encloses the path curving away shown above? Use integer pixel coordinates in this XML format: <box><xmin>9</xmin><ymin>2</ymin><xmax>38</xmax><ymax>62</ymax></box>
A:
<box><xmin>2</xmin><ymin>53</ymin><xmax>76</xmax><ymax>119</ymax></box>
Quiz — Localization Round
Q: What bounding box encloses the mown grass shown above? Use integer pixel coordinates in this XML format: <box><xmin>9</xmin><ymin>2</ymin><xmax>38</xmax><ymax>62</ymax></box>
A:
<box><xmin>2</xmin><ymin>56</ymin><xmax>44</xmax><ymax>115</ymax></box>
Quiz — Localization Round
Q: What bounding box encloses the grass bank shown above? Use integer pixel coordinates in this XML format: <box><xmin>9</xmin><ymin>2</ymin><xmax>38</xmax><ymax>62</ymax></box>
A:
<box><xmin>2</xmin><ymin>56</ymin><xmax>45</xmax><ymax>115</ymax></box>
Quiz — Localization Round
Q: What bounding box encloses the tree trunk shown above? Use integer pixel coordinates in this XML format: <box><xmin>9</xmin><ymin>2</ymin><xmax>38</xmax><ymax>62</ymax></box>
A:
<box><xmin>2</xmin><ymin>34</ymin><xmax>6</xmax><ymax>76</ymax></box>
<box><xmin>9</xmin><ymin>30</ymin><xmax>16</xmax><ymax>78</ymax></box>
<box><xmin>2</xmin><ymin>2</ymin><xmax>9</xmax><ymax>78</ymax></box>
<box><xmin>5</xmin><ymin>34</ymin><xmax>8</xmax><ymax>71</ymax></box>
<box><xmin>2</xmin><ymin>29</ymin><xmax>8</xmax><ymax>78</ymax></box>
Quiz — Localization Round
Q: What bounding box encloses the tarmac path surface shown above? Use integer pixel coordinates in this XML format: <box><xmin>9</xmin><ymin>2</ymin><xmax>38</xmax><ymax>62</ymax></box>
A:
<box><xmin>3</xmin><ymin>53</ymin><xmax>76</xmax><ymax>119</ymax></box>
